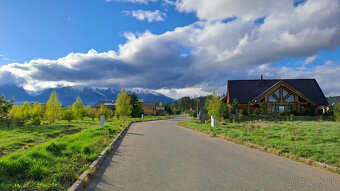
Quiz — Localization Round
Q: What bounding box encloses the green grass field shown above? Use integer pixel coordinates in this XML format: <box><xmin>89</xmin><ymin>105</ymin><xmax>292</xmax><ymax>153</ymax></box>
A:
<box><xmin>178</xmin><ymin>119</ymin><xmax>340</xmax><ymax>169</ymax></box>
<box><xmin>0</xmin><ymin>116</ymin><xmax>170</xmax><ymax>190</ymax></box>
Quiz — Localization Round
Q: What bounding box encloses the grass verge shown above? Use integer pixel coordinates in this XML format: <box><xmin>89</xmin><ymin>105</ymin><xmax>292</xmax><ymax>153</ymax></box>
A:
<box><xmin>0</xmin><ymin>116</ymin><xmax>170</xmax><ymax>190</ymax></box>
<box><xmin>178</xmin><ymin>119</ymin><xmax>340</xmax><ymax>174</ymax></box>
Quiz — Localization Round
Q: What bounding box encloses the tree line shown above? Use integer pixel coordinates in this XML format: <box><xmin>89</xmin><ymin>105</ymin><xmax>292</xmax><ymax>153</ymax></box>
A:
<box><xmin>0</xmin><ymin>88</ymin><xmax>151</xmax><ymax>127</ymax></box>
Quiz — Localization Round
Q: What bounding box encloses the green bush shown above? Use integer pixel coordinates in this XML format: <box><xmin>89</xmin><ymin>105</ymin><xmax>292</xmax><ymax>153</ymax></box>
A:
<box><xmin>334</xmin><ymin>102</ymin><xmax>340</xmax><ymax>122</ymax></box>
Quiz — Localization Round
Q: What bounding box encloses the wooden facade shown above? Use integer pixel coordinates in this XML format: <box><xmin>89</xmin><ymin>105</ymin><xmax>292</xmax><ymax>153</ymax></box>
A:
<box><xmin>142</xmin><ymin>104</ymin><xmax>156</xmax><ymax>115</ymax></box>
<box><xmin>222</xmin><ymin>79</ymin><xmax>328</xmax><ymax>114</ymax></box>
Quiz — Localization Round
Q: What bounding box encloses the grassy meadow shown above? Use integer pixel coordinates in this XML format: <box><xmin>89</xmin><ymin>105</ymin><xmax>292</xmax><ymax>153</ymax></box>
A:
<box><xmin>0</xmin><ymin>116</ymin><xmax>170</xmax><ymax>190</ymax></box>
<box><xmin>178</xmin><ymin>119</ymin><xmax>340</xmax><ymax>171</ymax></box>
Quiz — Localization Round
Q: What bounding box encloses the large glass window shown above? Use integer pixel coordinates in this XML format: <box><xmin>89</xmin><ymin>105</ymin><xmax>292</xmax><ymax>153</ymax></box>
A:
<box><xmin>282</xmin><ymin>88</ymin><xmax>289</xmax><ymax>98</ymax></box>
<box><xmin>274</xmin><ymin>89</ymin><xmax>280</xmax><ymax>98</ymax></box>
<box><xmin>284</xmin><ymin>95</ymin><xmax>295</xmax><ymax>102</ymax></box>
<box><xmin>268</xmin><ymin>94</ymin><xmax>278</xmax><ymax>102</ymax></box>
<box><xmin>278</xmin><ymin>106</ymin><xmax>285</xmax><ymax>112</ymax></box>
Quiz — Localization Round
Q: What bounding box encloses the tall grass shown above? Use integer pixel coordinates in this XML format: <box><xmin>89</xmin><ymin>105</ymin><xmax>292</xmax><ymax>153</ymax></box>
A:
<box><xmin>0</xmin><ymin>116</ymin><xmax>170</xmax><ymax>190</ymax></box>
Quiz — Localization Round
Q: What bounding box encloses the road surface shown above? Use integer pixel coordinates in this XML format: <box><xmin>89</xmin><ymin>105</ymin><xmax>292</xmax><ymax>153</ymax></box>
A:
<box><xmin>86</xmin><ymin>116</ymin><xmax>340</xmax><ymax>191</ymax></box>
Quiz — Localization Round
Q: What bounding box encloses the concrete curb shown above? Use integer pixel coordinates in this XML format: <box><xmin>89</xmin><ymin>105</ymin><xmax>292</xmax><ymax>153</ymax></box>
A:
<box><xmin>68</xmin><ymin>123</ymin><xmax>132</xmax><ymax>191</ymax></box>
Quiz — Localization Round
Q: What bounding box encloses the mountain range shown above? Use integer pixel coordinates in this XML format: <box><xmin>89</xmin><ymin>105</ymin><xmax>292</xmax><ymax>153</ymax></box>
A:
<box><xmin>0</xmin><ymin>84</ymin><xmax>174</xmax><ymax>106</ymax></box>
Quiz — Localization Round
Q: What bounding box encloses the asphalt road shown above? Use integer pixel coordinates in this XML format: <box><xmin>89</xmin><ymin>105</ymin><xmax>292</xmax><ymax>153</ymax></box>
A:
<box><xmin>86</xmin><ymin>116</ymin><xmax>340</xmax><ymax>191</ymax></box>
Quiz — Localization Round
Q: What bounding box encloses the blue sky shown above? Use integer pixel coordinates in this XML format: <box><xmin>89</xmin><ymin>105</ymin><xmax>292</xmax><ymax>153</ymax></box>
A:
<box><xmin>0</xmin><ymin>0</ymin><xmax>196</xmax><ymax>64</ymax></box>
<box><xmin>0</xmin><ymin>0</ymin><xmax>340</xmax><ymax>98</ymax></box>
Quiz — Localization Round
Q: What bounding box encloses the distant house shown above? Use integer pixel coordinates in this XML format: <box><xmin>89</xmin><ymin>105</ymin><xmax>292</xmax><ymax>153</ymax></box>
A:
<box><xmin>221</xmin><ymin>78</ymin><xmax>328</xmax><ymax>114</ymax></box>
<box><xmin>142</xmin><ymin>102</ymin><xmax>156</xmax><ymax>115</ymax></box>
<box><xmin>93</xmin><ymin>101</ymin><xmax>116</xmax><ymax>110</ymax></box>
<box><xmin>156</xmin><ymin>106</ymin><xmax>166</xmax><ymax>115</ymax></box>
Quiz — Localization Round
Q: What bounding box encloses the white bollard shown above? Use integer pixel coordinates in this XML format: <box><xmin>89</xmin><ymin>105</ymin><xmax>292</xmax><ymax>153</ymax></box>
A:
<box><xmin>100</xmin><ymin>115</ymin><xmax>105</xmax><ymax>126</ymax></box>
<box><xmin>141</xmin><ymin>114</ymin><xmax>144</xmax><ymax>120</ymax></box>
<box><xmin>211</xmin><ymin>115</ymin><xmax>216</xmax><ymax>127</ymax></box>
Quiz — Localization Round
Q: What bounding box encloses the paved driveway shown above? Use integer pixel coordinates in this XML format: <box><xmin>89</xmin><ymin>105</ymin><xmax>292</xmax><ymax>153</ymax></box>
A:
<box><xmin>86</xmin><ymin>116</ymin><xmax>340</xmax><ymax>191</ymax></box>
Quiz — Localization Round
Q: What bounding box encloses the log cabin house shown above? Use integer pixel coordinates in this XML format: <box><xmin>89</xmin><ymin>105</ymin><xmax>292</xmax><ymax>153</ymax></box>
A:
<box><xmin>221</xmin><ymin>78</ymin><xmax>328</xmax><ymax>114</ymax></box>
<box><xmin>142</xmin><ymin>102</ymin><xmax>157</xmax><ymax>115</ymax></box>
<box><xmin>142</xmin><ymin>102</ymin><xmax>166</xmax><ymax>115</ymax></box>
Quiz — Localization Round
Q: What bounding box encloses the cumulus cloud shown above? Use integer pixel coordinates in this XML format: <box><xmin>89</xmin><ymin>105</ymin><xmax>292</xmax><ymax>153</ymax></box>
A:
<box><xmin>1</xmin><ymin>0</ymin><xmax>340</xmax><ymax>98</ymax></box>
<box><xmin>124</xmin><ymin>10</ymin><xmax>166</xmax><ymax>22</ymax></box>
<box><xmin>250</xmin><ymin>60</ymin><xmax>340</xmax><ymax>96</ymax></box>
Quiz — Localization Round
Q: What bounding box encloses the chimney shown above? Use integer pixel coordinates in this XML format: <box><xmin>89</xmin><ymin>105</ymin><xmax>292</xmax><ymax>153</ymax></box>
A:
<box><xmin>261</xmin><ymin>74</ymin><xmax>263</xmax><ymax>81</ymax></box>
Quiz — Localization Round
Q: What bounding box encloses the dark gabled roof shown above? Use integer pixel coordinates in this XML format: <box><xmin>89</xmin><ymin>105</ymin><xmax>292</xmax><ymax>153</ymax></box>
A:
<box><xmin>327</xmin><ymin>96</ymin><xmax>340</xmax><ymax>107</ymax></box>
<box><xmin>227</xmin><ymin>79</ymin><xmax>328</xmax><ymax>105</ymax></box>
<box><xmin>93</xmin><ymin>101</ymin><xmax>115</xmax><ymax>108</ymax></box>
<box><xmin>142</xmin><ymin>102</ymin><xmax>156</xmax><ymax>108</ymax></box>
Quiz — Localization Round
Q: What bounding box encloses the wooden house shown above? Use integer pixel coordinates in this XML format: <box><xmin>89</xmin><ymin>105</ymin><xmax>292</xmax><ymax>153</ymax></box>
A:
<box><xmin>221</xmin><ymin>78</ymin><xmax>328</xmax><ymax>114</ymax></box>
<box><xmin>93</xmin><ymin>101</ymin><xmax>116</xmax><ymax>110</ymax></box>
<box><xmin>142</xmin><ymin>102</ymin><xmax>157</xmax><ymax>115</ymax></box>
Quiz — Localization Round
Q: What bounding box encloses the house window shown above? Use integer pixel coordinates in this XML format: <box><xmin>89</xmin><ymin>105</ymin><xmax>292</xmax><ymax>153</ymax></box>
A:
<box><xmin>284</xmin><ymin>95</ymin><xmax>295</xmax><ymax>103</ymax></box>
<box><xmin>268</xmin><ymin>94</ymin><xmax>278</xmax><ymax>102</ymax></box>
<box><xmin>274</xmin><ymin>89</ymin><xmax>280</xmax><ymax>98</ymax></box>
<box><xmin>282</xmin><ymin>88</ymin><xmax>289</xmax><ymax>98</ymax></box>
<box><xmin>278</xmin><ymin>106</ymin><xmax>285</xmax><ymax>112</ymax></box>
<box><xmin>272</xmin><ymin>105</ymin><xmax>285</xmax><ymax>112</ymax></box>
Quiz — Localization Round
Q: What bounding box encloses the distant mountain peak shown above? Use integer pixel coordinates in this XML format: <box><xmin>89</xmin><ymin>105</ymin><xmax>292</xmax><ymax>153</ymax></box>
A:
<box><xmin>0</xmin><ymin>84</ymin><xmax>174</xmax><ymax>106</ymax></box>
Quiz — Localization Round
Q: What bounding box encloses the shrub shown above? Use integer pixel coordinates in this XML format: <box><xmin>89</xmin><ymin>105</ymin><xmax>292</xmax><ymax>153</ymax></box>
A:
<box><xmin>238</xmin><ymin>109</ymin><xmax>244</xmax><ymax>121</ymax></box>
<box><xmin>31</xmin><ymin>118</ymin><xmax>41</xmax><ymax>126</ymax></box>
<box><xmin>72</xmin><ymin>96</ymin><xmax>86</xmax><ymax>120</ymax></box>
<box><xmin>254</xmin><ymin>108</ymin><xmax>259</xmax><ymax>115</ymax></box>
<box><xmin>62</xmin><ymin>109</ymin><xmax>74</xmax><ymax>123</ymax></box>
<box><xmin>85</xmin><ymin>106</ymin><xmax>97</xmax><ymax>121</ymax></box>
<box><xmin>260</xmin><ymin>102</ymin><xmax>268</xmax><ymax>115</ymax></box>
<box><xmin>334</xmin><ymin>102</ymin><xmax>340</xmax><ymax>122</ymax></box>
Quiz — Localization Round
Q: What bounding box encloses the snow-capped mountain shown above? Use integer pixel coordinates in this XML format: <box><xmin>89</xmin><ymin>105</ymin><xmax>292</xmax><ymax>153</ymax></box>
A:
<box><xmin>0</xmin><ymin>84</ymin><xmax>174</xmax><ymax>106</ymax></box>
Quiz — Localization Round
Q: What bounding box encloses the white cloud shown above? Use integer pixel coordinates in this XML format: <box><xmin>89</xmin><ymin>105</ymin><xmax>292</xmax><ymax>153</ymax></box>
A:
<box><xmin>155</xmin><ymin>87</ymin><xmax>210</xmax><ymax>99</ymax></box>
<box><xmin>251</xmin><ymin>60</ymin><xmax>340</xmax><ymax>96</ymax></box>
<box><xmin>302</xmin><ymin>56</ymin><xmax>319</xmax><ymax>65</ymax></box>
<box><xmin>1</xmin><ymin>0</ymin><xmax>340</xmax><ymax>99</ymax></box>
<box><xmin>124</xmin><ymin>10</ymin><xmax>166</xmax><ymax>22</ymax></box>
<box><xmin>175</xmin><ymin>0</ymin><xmax>291</xmax><ymax>21</ymax></box>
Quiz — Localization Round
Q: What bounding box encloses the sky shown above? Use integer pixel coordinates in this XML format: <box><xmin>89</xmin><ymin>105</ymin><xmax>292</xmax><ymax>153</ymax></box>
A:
<box><xmin>0</xmin><ymin>0</ymin><xmax>340</xmax><ymax>99</ymax></box>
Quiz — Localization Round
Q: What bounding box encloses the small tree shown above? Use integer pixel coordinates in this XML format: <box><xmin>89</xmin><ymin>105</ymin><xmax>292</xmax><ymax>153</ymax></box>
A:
<box><xmin>231</xmin><ymin>98</ymin><xmax>240</xmax><ymax>114</ymax></box>
<box><xmin>31</xmin><ymin>102</ymin><xmax>44</xmax><ymax>125</ymax></box>
<box><xmin>334</xmin><ymin>102</ymin><xmax>340</xmax><ymax>122</ymax></box>
<box><xmin>0</xmin><ymin>95</ymin><xmax>14</xmax><ymax>120</ymax></box>
<box><xmin>72</xmin><ymin>96</ymin><xmax>86</xmax><ymax>120</ymax></box>
<box><xmin>45</xmin><ymin>90</ymin><xmax>62</xmax><ymax>123</ymax></box>
<box><xmin>62</xmin><ymin>109</ymin><xmax>74</xmax><ymax>124</ymax></box>
<box><xmin>207</xmin><ymin>90</ymin><xmax>222</xmax><ymax>122</ymax></box>
<box><xmin>254</xmin><ymin>108</ymin><xmax>260</xmax><ymax>115</ymax></box>
<box><xmin>115</xmin><ymin>88</ymin><xmax>132</xmax><ymax>119</ymax></box>
<box><xmin>8</xmin><ymin>106</ymin><xmax>27</xmax><ymax>127</ymax></box>
<box><xmin>86</xmin><ymin>106</ymin><xmax>97</xmax><ymax>121</ymax></box>
<box><xmin>220</xmin><ymin>104</ymin><xmax>229</xmax><ymax>120</ymax></box>
<box><xmin>129</xmin><ymin>93</ymin><xmax>144</xmax><ymax>118</ymax></box>
<box><xmin>98</xmin><ymin>104</ymin><xmax>110</xmax><ymax>120</ymax></box>
<box><xmin>260</xmin><ymin>102</ymin><xmax>268</xmax><ymax>115</ymax></box>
